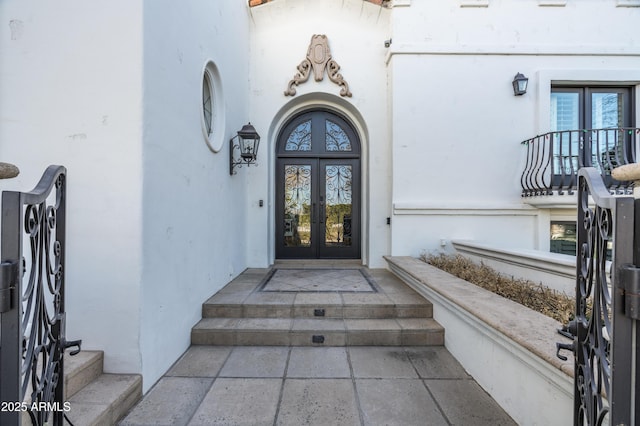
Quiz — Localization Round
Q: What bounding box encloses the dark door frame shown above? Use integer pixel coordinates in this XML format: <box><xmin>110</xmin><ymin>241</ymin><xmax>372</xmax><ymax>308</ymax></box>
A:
<box><xmin>275</xmin><ymin>109</ymin><xmax>361</xmax><ymax>259</ymax></box>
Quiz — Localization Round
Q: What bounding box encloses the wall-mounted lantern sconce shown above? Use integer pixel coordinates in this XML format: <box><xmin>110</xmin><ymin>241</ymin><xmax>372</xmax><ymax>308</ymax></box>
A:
<box><xmin>230</xmin><ymin>122</ymin><xmax>261</xmax><ymax>175</ymax></box>
<box><xmin>512</xmin><ymin>73</ymin><xmax>529</xmax><ymax>96</ymax></box>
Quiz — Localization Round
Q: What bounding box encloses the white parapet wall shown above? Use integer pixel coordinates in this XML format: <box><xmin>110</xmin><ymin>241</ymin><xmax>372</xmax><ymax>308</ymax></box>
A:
<box><xmin>385</xmin><ymin>256</ymin><xmax>574</xmax><ymax>426</ymax></box>
<box><xmin>451</xmin><ymin>240</ymin><xmax>576</xmax><ymax>295</ymax></box>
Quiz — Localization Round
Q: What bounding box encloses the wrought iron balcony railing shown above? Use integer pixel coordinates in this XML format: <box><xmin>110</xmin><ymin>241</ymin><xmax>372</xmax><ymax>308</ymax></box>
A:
<box><xmin>520</xmin><ymin>128</ymin><xmax>640</xmax><ymax>197</ymax></box>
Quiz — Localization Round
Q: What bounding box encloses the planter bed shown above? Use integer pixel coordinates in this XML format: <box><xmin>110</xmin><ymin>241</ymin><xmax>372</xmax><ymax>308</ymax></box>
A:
<box><xmin>385</xmin><ymin>256</ymin><xmax>574</xmax><ymax>426</ymax></box>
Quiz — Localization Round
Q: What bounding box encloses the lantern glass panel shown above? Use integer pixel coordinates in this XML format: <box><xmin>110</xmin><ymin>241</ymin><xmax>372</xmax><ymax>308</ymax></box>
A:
<box><xmin>517</xmin><ymin>79</ymin><xmax>528</xmax><ymax>93</ymax></box>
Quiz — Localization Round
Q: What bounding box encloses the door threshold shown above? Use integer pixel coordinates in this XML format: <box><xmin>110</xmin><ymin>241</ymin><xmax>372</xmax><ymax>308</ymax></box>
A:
<box><xmin>273</xmin><ymin>259</ymin><xmax>363</xmax><ymax>269</ymax></box>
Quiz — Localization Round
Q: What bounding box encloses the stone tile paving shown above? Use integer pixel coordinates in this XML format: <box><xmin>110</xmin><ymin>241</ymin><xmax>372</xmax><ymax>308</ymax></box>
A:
<box><xmin>261</xmin><ymin>269</ymin><xmax>375</xmax><ymax>292</ymax></box>
<box><xmin>120</xmin><ymin>345</ymin><xmax>516</xmax><ymax>426</ymax></box>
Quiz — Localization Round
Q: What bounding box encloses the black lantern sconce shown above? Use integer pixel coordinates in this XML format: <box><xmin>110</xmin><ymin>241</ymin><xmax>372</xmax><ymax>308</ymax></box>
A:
<box><xmin>230</xmin><ymin>122</ymin><xmax>261</xmax><ymax>175</ymax></box>
<box><xmin>512</xmin><ymin>73</ymin><xmax>529</xmax><ymax>96</ymax></box>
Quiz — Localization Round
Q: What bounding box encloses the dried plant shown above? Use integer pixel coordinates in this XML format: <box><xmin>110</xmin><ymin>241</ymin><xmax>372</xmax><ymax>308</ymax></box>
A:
<box><xmin>421</xmin><ymin>253</ymin><xmax>575</xmax><ymax>323</ymax></box>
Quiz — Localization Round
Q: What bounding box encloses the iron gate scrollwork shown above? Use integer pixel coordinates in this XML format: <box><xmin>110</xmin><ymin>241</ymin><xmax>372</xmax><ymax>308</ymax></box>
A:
<box><xmin>0</xmin><ymin>165</ymin><xmax>81</xmax><ymax>426</ymax></box>
<box><xmin>568</xmin><ymin>167</ymin><xmax>638</xmax><ymax>425</ymax></box>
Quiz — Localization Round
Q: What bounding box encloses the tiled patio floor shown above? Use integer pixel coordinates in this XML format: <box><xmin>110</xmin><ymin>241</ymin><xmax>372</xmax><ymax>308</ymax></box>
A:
<box><xmin>120</xmin><ymin>345</ymin><xmax>515</xmax><ymax>426</ymax></box>
<box><xmin>261</xmin><ymin>269</ymin><xmax>376</xmax><ymax>292</ymax></box>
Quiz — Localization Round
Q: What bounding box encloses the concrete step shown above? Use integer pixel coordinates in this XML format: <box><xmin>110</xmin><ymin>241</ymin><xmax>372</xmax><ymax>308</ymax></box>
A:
<box><xmin>19</xmin><ymin>350</ymin><xmax>141</xmax><ymax>426</ymax></box>
<box><xmin>191</xmin><ymin>317</ymin><xmax>444</xmax><ymax>346</ymax></box>
<box><xmin>25</xmin><ymin>349</ymin><xmax>103</xmax><ymax>403</ymax></box>
<box><xmin>192</xmin><ymin>268</ymin><xmax>445</xmax><ymax>348</ymax></box>
<box><xmin>202</xmin><ymin>292</ymin><xmax>433</xmax><ymax>319</ymax></box>
<box><xmin>67</xmin><ymin>373</ymin><xmax>142</xmax><ymax>426</ymax></box>
<box><xmin>65</xmin><ymin>350</ymin><xmax>103</xmax><ymax>399</ymax></box>
<box><xmin>64</xmin><ymin>350</ymin><xmax>142</xmax><ymax>425</ymax></box>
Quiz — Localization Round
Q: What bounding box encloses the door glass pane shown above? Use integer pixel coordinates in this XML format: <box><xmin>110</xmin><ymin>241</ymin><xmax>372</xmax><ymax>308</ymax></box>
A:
<box><xmin>551</xmin><ymin>93</ymin><xmax>579</xmax><ymax>131</ymax></box>
<box><xmin>324</xmin><ymin>164</ymin><xmax>352</xmax><ymax>247</ymax></box>
<box><xmin>551</xmin><ymin>92</ymin><xmax>580</xmax><ymax>175</ymax></box>
<box><xmin>284</xmin><ymin>165</ymin><xmax>312</xmax><ymax>247</ymax></box>
<box><xmin>592</xmin><ymin>92</ymin><xmax>623</xmax><ymax>129</ymax></box>
<box><xmin>325</xmin><ymin>120</ymin><xmax>352</xmax><ymax>152</ymax></box>
<box><xmin>592</xmin><ymin>93</ymin><xmax>625</xmax><ymax>171</ymax></box>
<box><xmin>285</xmin><ymin>120</ymin><xmax>312</xmax><ymax>151</ymax></box>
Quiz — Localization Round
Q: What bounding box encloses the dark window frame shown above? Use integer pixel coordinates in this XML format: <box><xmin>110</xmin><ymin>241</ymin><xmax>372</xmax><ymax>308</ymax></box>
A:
<box><xmin>551</xmin><ymin>85</ymin><xmax>634</xmax><ymax>130</ymax></box>
<box><xmin>550</xmin><ymin>220</ymin><xmax>577</xmax><ymax>256</ymax></box>
<box><xmin>550</xmin><ymin>85</ymin><xmax>635</xmax><ymax>188</ymax></box>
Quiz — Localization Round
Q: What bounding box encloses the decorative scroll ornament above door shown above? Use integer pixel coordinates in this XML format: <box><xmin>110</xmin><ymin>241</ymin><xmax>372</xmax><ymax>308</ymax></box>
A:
<box><xmin>284</xmin><ymin>34</ymin><xmax>352</xmax><ymax>98</ymax></box>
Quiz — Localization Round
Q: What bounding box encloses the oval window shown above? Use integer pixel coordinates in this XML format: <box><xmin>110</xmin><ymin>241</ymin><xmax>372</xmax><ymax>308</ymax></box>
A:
<box><xmin>201</xmin><ymin>61</ymin><xmax>225</xmax><ymax>152</ymax></box>
<box><xmin>202</xmin><ymin>73</ymin><xmax>213</xmax><ymax>136</ymax></box>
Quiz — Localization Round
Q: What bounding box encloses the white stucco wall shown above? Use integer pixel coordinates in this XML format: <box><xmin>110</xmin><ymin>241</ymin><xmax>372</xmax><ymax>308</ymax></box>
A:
<box><xmin>141</xmin><ymin>0</ymin><xmax>251</xmax><ymax>391</ymax></box>
<box><xmin>247</xmin><ymin>0</ymin><xmax>392</xmax><ymax>268</ymax></box>
<box><xmin>0</xmin><ymin>1</ymin><xmax>144</xmax><ymax>373</ymax></box>
<box><xmin>1</xmin><ymin>0</ymin><xmax>253</xmax><ymax>392</ymax></box>
<box><xmin>389</xmin><ymin>0</ymin><xmax>640</xmax><ymax>257</ymax></box>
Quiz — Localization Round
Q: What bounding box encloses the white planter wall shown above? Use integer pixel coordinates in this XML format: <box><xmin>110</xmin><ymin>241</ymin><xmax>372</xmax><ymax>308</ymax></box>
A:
<box><xmin>386</xmin><ymin>256</ymin><xmax>574</xmax><ymax>426</ymax></box>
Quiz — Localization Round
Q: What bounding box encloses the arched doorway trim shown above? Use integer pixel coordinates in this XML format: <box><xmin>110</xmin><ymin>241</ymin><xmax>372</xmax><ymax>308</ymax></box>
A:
<box><xmin>266</xmin><ymin>93</ymin><xmax>369</xmax><ymax>264</ymax></box>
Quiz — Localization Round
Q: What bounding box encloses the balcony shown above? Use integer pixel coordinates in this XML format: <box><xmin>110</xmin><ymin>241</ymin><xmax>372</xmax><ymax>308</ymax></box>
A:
<box><xmin>520</xmin><ymin>128</ymin><xmax>640</xmax><ymax>198</ymax></box>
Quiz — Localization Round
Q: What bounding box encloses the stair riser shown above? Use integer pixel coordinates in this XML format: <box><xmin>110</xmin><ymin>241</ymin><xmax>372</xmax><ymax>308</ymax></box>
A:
<box><xmin>195</xmin><ymin>269</ymin><xmax>445</xmax><ymax>350</ymax></box>
<box><xmin>68</xmin><ymin>374</ymin><xmax>142</xmax><ymax>426</ymax></box>
<box><xmin>65</xmin><ymin>354</ymin><xmax>103</xmax><ymax>400</ymax></box>
<box><xmin>203</xmin><ymin>304</ymin><xmax>432</xmax><ymax>319</ymax></box>
<box><xmin>191</xmin><ymin>330</ymin><xmax>444</xmax><ymax>346</ymax></box>
<box><xmin>108</xmin><ymin>379</ymin><xmax>143</xmax><ymax>425</ymax></box>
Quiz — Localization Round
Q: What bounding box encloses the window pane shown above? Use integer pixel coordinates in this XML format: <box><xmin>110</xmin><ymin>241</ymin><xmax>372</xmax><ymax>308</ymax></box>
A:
<box><xmin>592</xmin><ymin>93</ymin><xmax>625</xmax><ymax>172</ymax></box>
<box><xmin>324</xmin><ymin>164</ymin><xmax>352</xmax><ymax>246</ymax></box>
<box><xmin>592</xmin><ymin>92</ymin><xmax>623</xmax><ymax>129</ymax></box>
<box><xmin>284</xmin><ymin>165</ymin><xmax>312</xmax><ymax>247</ymax></box>
<box><xmin>551</xmin><ymin>93</ymin><xmax>580</xmax><ymax>173</ymax></box>
<box><xmin>550</xmin><ymin>221</ymin><xmax>576</xmax><ymax>255</ymax></box>
<box><xmin>202</xmin><ymin>74</ymin><xmax>213</xmax><ymax>136</ymax></box>
<box><xmin>285</xmin><ymin>120</ymin><xmax>312</xmax><ymax>151</ymax></box>
<box><xmin>325</xmin><ymin>120</ymin><xmax>352</xmax><ymax>152</ymax></box>
<box><xmin>551</xmin><ymin>92</ymin><xmax>579</xmax><ymax>131</ymax></box>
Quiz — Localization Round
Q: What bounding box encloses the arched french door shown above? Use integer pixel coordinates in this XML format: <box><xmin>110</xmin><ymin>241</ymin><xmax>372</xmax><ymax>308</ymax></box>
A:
<box><xmin>276</xmin><ymin>110</ymin><xmax>361</xmax><ymax>259</ymax></box>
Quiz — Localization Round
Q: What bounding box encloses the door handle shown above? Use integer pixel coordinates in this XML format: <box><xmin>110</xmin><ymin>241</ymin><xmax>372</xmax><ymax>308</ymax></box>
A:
<box><xmin>319</xmin><ymin>196</ymin><xmax>324</xmax><ymax>224</ymax></box>
<box><xmin>311</xmin><ymin>203</ymin><xmax>316</xmax><ymax>224</ymax></box>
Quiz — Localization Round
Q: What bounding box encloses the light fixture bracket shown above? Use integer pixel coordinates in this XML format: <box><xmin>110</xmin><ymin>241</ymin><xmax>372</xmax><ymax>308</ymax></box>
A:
<box><xmin>230</xmin><ymin>122</ymin><xmax>260</xmax><ymax>175</ymax></box>
<box><xmin>512</xmin><ymin>72</ymin><xmax>529</xmax><ymax>96</ymax></box>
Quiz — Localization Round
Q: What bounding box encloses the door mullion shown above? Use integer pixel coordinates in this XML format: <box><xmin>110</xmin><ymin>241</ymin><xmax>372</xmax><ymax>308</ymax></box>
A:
<box><xmin>319</xmin><ymin>165</ymin><xmax>326</xmax><ymax>255</ymax></box>
<box><xmin>310</xmin><ymin>159</ymin><xmax>319</xmax><ymax>258</ymax></box>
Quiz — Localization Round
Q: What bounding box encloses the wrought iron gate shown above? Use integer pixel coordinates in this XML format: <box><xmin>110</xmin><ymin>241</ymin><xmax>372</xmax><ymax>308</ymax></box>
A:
<box><xmin>0</xmin><ymin>165</ymin><xmax>80</xmax><ymax>425</ymax></box>
<box><xmin>559</xmin><ymin>167</ymin><xmax>640</xmax><ymax>425</ymax></box>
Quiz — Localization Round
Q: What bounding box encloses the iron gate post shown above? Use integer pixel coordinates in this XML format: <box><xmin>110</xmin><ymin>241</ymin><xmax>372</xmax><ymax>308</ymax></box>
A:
<box><xmin>574</xmin><ymin>168</ymin><xmax>636</xmax><ymax>425</ymax></box>
<box><xmin>52</xmin><ymin>170</ymin><xmax>67</xmax><ymax>426</ymax></box>
<box><xmin>609</xmin><ymin>197</ymin><xmax>635</xmax><ymax>426</ymax></box>
<box><xmin>0</xmin><ymin>191</ymin><xmax>24</xmax><ymax>425</ymax></box>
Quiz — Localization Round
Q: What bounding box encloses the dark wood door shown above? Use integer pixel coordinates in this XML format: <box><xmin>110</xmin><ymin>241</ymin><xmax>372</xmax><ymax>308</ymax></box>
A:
<box><xmin>276</xmin><ymin>110</ymin><xmax>361</xmax><ymax>259</ymax></box>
